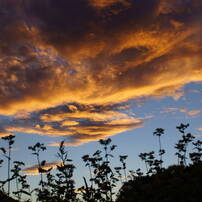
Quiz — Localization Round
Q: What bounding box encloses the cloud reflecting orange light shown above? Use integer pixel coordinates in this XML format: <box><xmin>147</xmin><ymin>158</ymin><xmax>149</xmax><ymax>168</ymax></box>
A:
<box><xmin>1</xmin><ymin>103</ymin><xmax>143</xmax><ymax>145</ymax></box>
<box><xmin>0</xmin><ymin>0</ymin><xmax>201</xmax><ymax>145</ymax></box>
<box><xmin>22</xmin><ymin>161</ymin><xmax>61</xmax><ymax>176</ymax></box>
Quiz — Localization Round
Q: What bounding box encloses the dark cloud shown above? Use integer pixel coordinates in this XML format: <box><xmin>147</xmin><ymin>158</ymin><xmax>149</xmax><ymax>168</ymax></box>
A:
<box><xmin>0</xmin><ymin>0</ymin><xmax>201</xmax><ymax>144</ymax></box>
<box><xmin>23</xmin><ymin>0</ymin><xmax>160</xmax><ymax>57</ymax></box>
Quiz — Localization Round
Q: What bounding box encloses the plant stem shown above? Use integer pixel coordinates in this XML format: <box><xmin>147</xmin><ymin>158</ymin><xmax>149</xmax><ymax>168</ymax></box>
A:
<box><xmin>37</xmin><ymin>153</ymin><xmax>43</xmax><ymax>189</ymax></box>
<box><xmin>88</xmin><ymin>165</ymin><xmax>93</xmax><ymax>187</ymax></box>
<box><xmin>8</xmin><ymin>145</ymin><xmax>11</xmax><ymax>196</ymax></box>
<box><xmin>123</xmin><ymin>168</ymin><xmax>127</xmax><ymax>182</ymax></box>
<box><xmin>145</xmin><ymin>162</ymin><xmax>148</xmax><ymax>173</ymax></box>
<box><xmin>16</xmin><ymin>177</ymin><xmax>20</xmax><ymax>200</ymax></box>
<box><xmin>158</xmin><ymin>136</ymin><xmax>162</xmax><ymax>168</ymax></box>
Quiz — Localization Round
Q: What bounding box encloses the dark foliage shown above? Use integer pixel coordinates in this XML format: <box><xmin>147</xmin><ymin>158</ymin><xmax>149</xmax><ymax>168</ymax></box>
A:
<box><xmin>0</xmin><ymin>190</ymin><xmax>18</xmax><ymax>202</ymax></box>
<box><xmin>116</xmin><ymin>162</ymin><xmax>202</xmax><ymax>202</ymax></box>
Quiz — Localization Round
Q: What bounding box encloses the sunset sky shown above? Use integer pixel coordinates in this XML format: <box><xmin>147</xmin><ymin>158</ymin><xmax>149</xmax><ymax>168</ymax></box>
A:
<box><xmin>0</xmin><ymin>0</ymin><xmax>202</xmax><ymax>193</ymax></box>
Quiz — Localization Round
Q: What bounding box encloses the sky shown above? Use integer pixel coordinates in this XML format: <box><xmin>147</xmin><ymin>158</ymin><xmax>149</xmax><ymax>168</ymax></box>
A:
<box><xmin>0</xmin><ymin>0</ymin><xmax>202</xmax><ymax>197</ymax></box>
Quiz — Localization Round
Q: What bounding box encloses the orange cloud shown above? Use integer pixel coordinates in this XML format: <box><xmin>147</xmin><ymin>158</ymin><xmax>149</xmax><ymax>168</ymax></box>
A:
<box><xmin>22</xmin><ymin>161</ymin><xmax>61</xmax><ymax>176</ymax></box>
<box><xmin>161</xmin><ymin>107</ymin><xmax>201</xmax><ymax>116</ymax></box>
<box><xmin>48</xmin><ymin>119</ymin><xmax>142</xmax><ymax>147</ymax></box>
<box><xmin>187</xmin><ymin>110</ymin><xmax>201</xmax><ymax>116</ymax></box>
<box><xmin>41</xmin><ymin>110</ymin><xmax>129</xmax><ymax>122</ymax></box>
<box><xmin>0</xmin><ymin>132</ymin><xmax>11</xmax><ymax>137</ymax></box>
<box><xmin>160</xmin><ymin>108</ymin><xmax>178</xmax><ymax>113</ymax></box>
<box><xmin>0</xmin><ymin>0</ymin><xmax>201</xmax><ymax>145</ymax></box>
<box><xmin>179</xmin><ymin>109</ymin><xmax>201</xmax><ymax>116</ymax></box>
<box><xmin>6</xmin><ymin>126</ymin><xmax>72</xmax><ymax>137</ymax></box>
<box><xmin>0</xmin><ymin>0</ymin><xmax>201</xmax><ymax>116</ymax></box>
<box><xmin>89</xmin><ymin>0</ymin><xmax>130</xmax><ymax>8</ymax></box>
<box><xmin>0</xmin><ymin>103</ymin><xmax>143</xmax><ymax>146</ymax></box>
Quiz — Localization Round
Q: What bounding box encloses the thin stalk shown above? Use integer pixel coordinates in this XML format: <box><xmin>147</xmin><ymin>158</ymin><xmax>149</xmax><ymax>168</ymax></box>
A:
<box><xmin>158</xmin><ymin>136</ymin><xmax>162</xmax><ymax>168</ymax></box>
<box><xmin>104</xmin><ymin>147</ymin><xmax>109</xmax><ymax>182</ymax></box>
<box><xmin>123</xmin><ymin>168</ymin><xmax>127</xmax><ymax>182</ymax></box>
<box><xmin>62</xmin><ymin>158</ymin><xmax>69</xmax><ymax>195</ymax></box>
<box><xmin>37</xmin><ymin>153</ymin><xmax>43</xmax><ymax>189</ymax></box>
<box><xmin>104</xmin><ymin>146</ymin><xmax>113</xmax><ymax>202</ymax></box>
<box><xmin>8</xmin><ymin>145</ymin><xmax>11</xmax><ymax>196</ymax></box>
<box><xmin>184</xmin><ymin>143</ymin><xmax>188</xmax><ymax>166</ymax></box>
<box><xmin>88</xmin><ymin>164</ymin><xmax>93</xmax><ymax>187</ymax></box>
<box><xmin>119</xmin><ymin>174</ymin><xmax>123</xmax><ymax>184</ymax></box>
<box><xmin>16</xmin><ymin>177</ymin><xmax>20</xmax><ymax>201</ymax></box>
<box><xmin>145</xmin><ymin>161</ymin><xmax>148</xmax><ymax>173</ymax></box>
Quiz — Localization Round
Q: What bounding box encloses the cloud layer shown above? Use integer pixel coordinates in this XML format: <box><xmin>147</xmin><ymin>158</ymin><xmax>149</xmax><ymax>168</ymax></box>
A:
<box><xmin>0</xmin><ymin>0</ymin><xmax>201</xmax><ymax>144</ymax></box>
<box><xmin>0</xmin><ymin>103</ymin><xmax>143</xmax><ymax>145</ymax></box>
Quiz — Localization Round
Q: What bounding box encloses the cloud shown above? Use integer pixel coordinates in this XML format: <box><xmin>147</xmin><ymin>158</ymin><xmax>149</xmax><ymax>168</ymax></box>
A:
<box><xmin>22</xmin><ymin>161</ymin><xmax>61</xmax><ymax>176</ymax></box>
<box><xmin>186</xmin><ymin>110</ymin><xmax>201</xmax><ymax>116</ymax></box>
<box><xmin>0</xmin><ymin>132</ymin><xmax>10</xmax><ymax>137</ymax></box>
<box><xmin>197</xmin><ymin>128</ymin><xmax>202</xmax><ymax>131</ymax></box>
<box><xmin>179</xmin><ymin>109</ymin><xmax>201</xmax><ymax>116</ymax></box>
<box><xmin>89</xmin><ymin>0</ymin><xmax>131</xmax><ymax>8</ymax></box>
<box><xmin>0</xmin><ymin>0</ymin><xmax>201</xmax><ymax>144</ymax></box>
<box><xmin>160</xmin><ymin>107</ymin><xmax>201</xmax><ymax>116</ymax></box>
<box><xmin>160</xmin><ymin>108</ymin><xmax>178</xmax><ymax>113</ymax></box>
<box><xmin>0</xmin><ymin>0</ymin><xmax>201</xmax><ymax>116</ymax></box>
<box><xmin>0</xmin><ymin>103</ymin><xmax>143</xmax><ymax>145</ymax></box>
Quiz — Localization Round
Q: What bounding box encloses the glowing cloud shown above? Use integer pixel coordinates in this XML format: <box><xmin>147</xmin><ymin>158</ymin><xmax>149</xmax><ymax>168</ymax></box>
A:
<box><xmin>0</xmin><ymin>0</ymin><xmax>201</xmax><ymax>144</ymax></box>
<box><xmin>0</xmin><ymin>103</ymin><xmax>143</xmax><ymax>145</ymax></box>
<box><xmin>0</xmin><ymin>0</ymin><xmax>201</xmax><ymax>115</ymax></box>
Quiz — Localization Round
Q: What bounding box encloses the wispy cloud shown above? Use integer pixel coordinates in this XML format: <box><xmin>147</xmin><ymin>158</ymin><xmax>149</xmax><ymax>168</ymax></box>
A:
<box><xmin>161</xmin><ymin>107</ymin><xmax>201</xmax><ymax>116</ymax></box>
<box><xmin>179</xmin><ymin>109</ymin><xmax>201</xmax><ymax>116</ymax></box>
<box><xmin>160</xmin><ymin>108</ymin><xmax>178</xmax><ymax>113</ymax></box>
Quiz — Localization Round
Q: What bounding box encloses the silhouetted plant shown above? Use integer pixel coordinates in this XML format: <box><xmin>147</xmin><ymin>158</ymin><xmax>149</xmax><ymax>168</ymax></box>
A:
<box><xmin>135</xmin><ymin>168</ymin><xmax>144</xmax><ymax>177</ymax></box>
<box><xmin>189</xmin><ymin>140</ymin><xmax>202</xmax><ymax>164</ymax></box>
<box><xmin>11</xmin><ymin>161</ymin><xmax>30</xmax><ymax>201</ymax></box>
<box><xmin>28</xmin><ymin>142</ymin><xmax>46</xmax><ymax>191</ymax></box>
<box><xmin>114</xmin><ymin>167</ymin><xmax>122</xmax><ymax>184</ymax></box>
<box><xmin>0</xmin><ymin>147</ymin><xmax>6</xmax><ymax>191</ymax></box>
<box><xmin>80</xmin><ymin>138</ymin><xmax>118</xmax><ymax>202</ymax></box>
<box><xmin>1</xmin><ymin>134</ymin><xmax>15</xmax><ymax>196</ymax></box>
<box><xmin>138</xmin><ymin>152</ymin><xmax>149</xmax><ymax>173</ymax></box>
<box><xmin>139</xmin><ymin>151</ymin><xmax>156</xmax><ymax>174</ymax></box>
<box><xmin>54</xmin><ymin>141</ymin><xmax>76</xmax><ymax>201</ymax></box>
<box><xmin>119</xmin><ymin>155</ymin><xmax>128</xmax><ymax>182</ymax></box>
<box><xmin>82</xmin><ymin>154</ymin><xmax>94</xmax><ymax>187</ymax></box>
<box><xmin>139</xmin><ymin>150</ymin><xmax>163</xmax><ymax>175</ymax></box>
<box><xmin>0</xmin><ymin>159</ymin><xmax>3</xmax><ymax>168</ymax></box>
<box><xmin>175</xmin><ymin>124</ymin><xmax>195</xmax><ymax>166</ymax></box>
<box><xmin>153</xmin><ymin>128</ymin><xmax>165</xmax><ymax>168</ymax></box>
<box><xmin>36</xmin><ymin>141</ymin><xmax>77</xmax><ymax>202</ymax></box>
